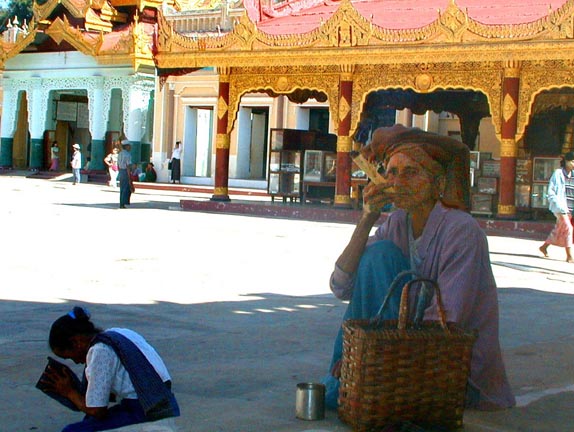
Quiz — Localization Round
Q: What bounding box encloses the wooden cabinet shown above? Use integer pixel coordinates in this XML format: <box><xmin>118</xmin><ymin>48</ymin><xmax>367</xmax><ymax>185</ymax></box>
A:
<box><xmin>267</xmin><ymin>128</ymin><xmax>337</xmax><ymax>203</ymax></box>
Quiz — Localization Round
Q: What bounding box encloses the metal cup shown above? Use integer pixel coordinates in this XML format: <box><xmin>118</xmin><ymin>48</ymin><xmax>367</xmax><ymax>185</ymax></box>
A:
<box><xmin>295</xmin><ymin>382</ymin><xmax>325</xmax><ymax>421</ymax></box>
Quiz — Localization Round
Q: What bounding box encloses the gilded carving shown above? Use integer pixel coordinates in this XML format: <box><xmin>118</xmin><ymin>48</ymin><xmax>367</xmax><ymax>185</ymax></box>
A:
<box><xmin>516</xmin><ymin>60</ymin><xmax>574</xmax><ymax>139</ymax></box>
<box><xmin>216</xmin><ymin>133</ymin><xmax>230</xmax><ymax>149</ymax></box>
<box><xmin>438</xmin><ymin>0</ymin><xmax>469</xmax><ymax>42</ymax></box>
<box><xmin>156</xmin><ymin>0</ymin><xmax>574</xmax><ymax>67</ymax></box>
<box><xmin>502</xmin><ymin>93</ymin><xmax>518</xmax><ymax>122</ymax></box>
<box><xmin>351</xmin><ymin>63</ymin><xmax>503</xmax><ymax>138</ymax></box>
<box><xmin>339</xmin><ymin>97</ymin><xmax>351</xmax><ymax>122</ymax></box>
<box><xmin>497</xmin><ymin>204</ymin><xmax>516</xmax><ymax>215</ymax></box>
<box><xmin>335</xmin><ymin>194</ymin><xmax>351</xmax><ymax>205</ymax></box>
<box><xmin>44</xmin><ymin>16</ymin><xmax>102</xmax><ymax>57</ymax></box>
<box><xmin>276</xmin><ymin>77</ymin><xmax>289</xmax><ymax>92</ymax></box>
<box><xmin>213</xmin><ymin>186</ymin><xmax>229</xmax><ymax>196</ymax></box>
<box><xmin>414</xmin><ymin>74</ymin><xmax>433</xmax><ymax>92</ymax></box>
<box><xmin>500</xmin><ymin>138</ymin><xmax>518</xmax><ymax>158</ymax></box>
<box><xmin>217</xmin><ymin>96</ymin><xmax>228</xmax><ymax>120</ymax></box>
<box><xmin>337</xmin><ymin>135</ymin><xmax>352</xmax><ymax>152</ymax></box>
<box><xmin>227</xmin><ymin>72</ymin><xmax>340</xmax><ymax>133</ymax></box>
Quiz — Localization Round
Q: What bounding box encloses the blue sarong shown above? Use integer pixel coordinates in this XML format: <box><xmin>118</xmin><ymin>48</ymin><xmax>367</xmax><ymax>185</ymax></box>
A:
<box><xmin>323</xmin><ymin>240</ymin><xmax>411</xmax><ymax>408</ymax></box>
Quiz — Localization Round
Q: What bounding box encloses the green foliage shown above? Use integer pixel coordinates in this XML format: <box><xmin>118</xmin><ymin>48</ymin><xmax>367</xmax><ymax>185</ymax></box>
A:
<box><xmin>0</xmin><ymin>0</ymin><xmax>33</xmax><ymax>34</ymax></box>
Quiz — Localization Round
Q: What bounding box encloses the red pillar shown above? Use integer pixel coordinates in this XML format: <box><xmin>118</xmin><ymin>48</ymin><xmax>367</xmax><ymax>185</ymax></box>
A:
<box><xmin>334</xmin><ymin>68</ymin><xmax>354</xmax><ymax>208</ymax></box>
<box><xmin>211</xmin><ymin>69</ymin><xmax>231</xmax><ymax>201</ymax></box>
<box><xmin>498</xmin><ymin>61</ymin><xmax>520</xmax><ymax>218</ymax></box>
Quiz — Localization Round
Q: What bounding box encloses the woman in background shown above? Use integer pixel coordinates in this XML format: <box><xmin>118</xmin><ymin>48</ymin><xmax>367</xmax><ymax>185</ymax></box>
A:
<box><xmin>49</xmin><ymin>141</ymin><xmax>60</xmax><ymax>171</ymax></box>
<box><xmin>170</xmin><ymin>141</ymin><xmax>182</xmax><ymax>184</ymax></box>
<box><xmin>539</xmin><ymin>151</ymin><xmax>574</xmax><ymax>263</ymax></box>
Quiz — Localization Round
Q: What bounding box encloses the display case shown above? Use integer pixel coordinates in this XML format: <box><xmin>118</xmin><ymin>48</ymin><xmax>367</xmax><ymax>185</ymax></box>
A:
<box><xmin>268</xmin><ymin>149</ymin><xmax>301</xmax><ymax>201</ymax></box>
<box><xmin>303</xmin><ymin>150</ymin><xmax>337</xmax><ymax>182</ymax></box>
<box><xmin>531</xmin><ymin>157</ymin><xmax>560</xmax><ymax>208</ymax></box>
<box><xmin>532</xmin><ymin>157</ymin><xmax>560</xmax><ymax>182</ymax></box>
<box><xmin>515</xmin><ymin>184</ymin><xmax>531</xmax><ymax>208</ymax></box>
<box><xmin>471</xmin><ymin>193</ymin><xmax>496</xmax><ymax>216</ymax></box>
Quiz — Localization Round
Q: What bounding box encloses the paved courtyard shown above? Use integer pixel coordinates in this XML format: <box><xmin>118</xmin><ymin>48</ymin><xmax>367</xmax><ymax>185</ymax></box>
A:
<box><xmin>1</xmin><ymin>174</ymin><xmax>574</xmax><ymax>431</ymax></box>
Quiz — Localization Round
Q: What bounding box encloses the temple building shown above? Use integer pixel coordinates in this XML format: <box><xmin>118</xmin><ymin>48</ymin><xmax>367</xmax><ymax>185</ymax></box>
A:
<box><xmin>154</xmin><ymin>0</ymin><xmax>574</xmax><ymax>218</ymax></box>
<box><xmin>0</xmin><ymin>0</ymin><xmax>161</xmax><ymax>171</ymax></box>
<box><xmin>3</xmin><ymin>0</ymin><xmax>574</xmax><ymax>219</ymax></box>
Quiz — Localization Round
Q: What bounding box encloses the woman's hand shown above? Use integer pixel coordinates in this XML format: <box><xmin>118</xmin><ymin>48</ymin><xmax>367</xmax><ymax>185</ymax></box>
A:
<box><xmin>40</xmin><ymin>364</ymin><xmax>76</xmax><ymax>398</ymax></box>
<box><xmin>362</xmin><ymin>181</ymin><xmax>396</xmax><ymax>215</ymax></box>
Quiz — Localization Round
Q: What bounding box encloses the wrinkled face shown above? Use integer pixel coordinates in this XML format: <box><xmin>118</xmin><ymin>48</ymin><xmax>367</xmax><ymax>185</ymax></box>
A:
<box><xmin>384</xmin><ymin>152</ymin><xmax>442</xmax><ymax>213</ymax></box>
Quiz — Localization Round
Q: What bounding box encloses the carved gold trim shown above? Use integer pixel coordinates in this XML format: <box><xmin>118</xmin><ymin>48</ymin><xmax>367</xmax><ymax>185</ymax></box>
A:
<box><xmin>497</xmin><ymin>204</ymin><xmax>516</xmax><ymax>215</ymax></box>
<box><xmin>213</xmin><ymin>186</ymin><xmax>229</xmax><ymax>196</ymax></box>
<box><xmin>337</xmin><ymin>135</ymin><xmax>352</xmax><ymax>152</ymax></box>
<box><xmin>218</xmin><ymin>67</ymin><xmax>231</xmax><ymax>80</ymax></box>
<box><xmin>217</xmin><ymin>96</ymin><xmax>228</xmax><ymax>120</ymax></box>
<box><xmin>228</xmin><ymin>70</ymin><xmax>340</xmax><ymax>133</ymax></box>
<box><xmin>500</xmin><ymin>138</ymin><xmax>518</xmax><ymax>157</ymax></box>
<box><xmin>335</xmin><ymin>194</ymin><xmax>352</xmax><ymax>205</ymax></box>
<box><xmin>504</xmin><ymin>60</ymin><xmax>522</xmax><ymax>78</ymax></box>
<box><xmin>502</xmin><ymin>93</ymin><xmax>518</xmax><ymax>122</ymax></box>
<box><xmin>44</xmin><ymin>17</ymin><xmax>103</xmax><ymax>57</ymax></box>
<box><xmin>351</xmin><ymin>63</ymin><xmax>503</xmax><ymax>138</ymax></box>
<box><xmin>156</xmin><ymin>0</ymin><xmax>574</xmax><ymax>67</ymax></box>
<box><xmin>216</xmin><ymin>133</ymin><xmax>230</xmax><ymax>149</ymax></box>
<box><xmin>340</xmin><ymin>64</ymin><xmax>355</xmax><ymax>81</ymax></box>
<box><xmin>516</xmin><ymin>60</ymin><xmax>574</xmax><ymax>140</ymax></box>
<box><xmin>339</xmin><ymin>97</ymin><xmax>351</xmax><ymax>122</ymax></box>
<box><xmin>414</xmin><ymin>73</ymin><xmax>433</xmax><ymax>92</ymax></box>
<box><xmin>1</xmin><ymin>26</ymin><xmax>38</xmax><ymax>62</ymax></box>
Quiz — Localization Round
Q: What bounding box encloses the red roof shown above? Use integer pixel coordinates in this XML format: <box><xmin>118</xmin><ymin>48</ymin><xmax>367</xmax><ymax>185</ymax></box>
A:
<box><xmin>249</xmin><ymin>0</ymin><xmax>569</xmax><ymax>36</ymax></box>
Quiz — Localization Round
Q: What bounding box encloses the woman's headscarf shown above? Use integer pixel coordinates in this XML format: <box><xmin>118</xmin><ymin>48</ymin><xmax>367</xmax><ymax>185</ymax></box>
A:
<box><xmin>364</xmin><ymin>124</ymin><xmax>470</xmax><ymax>210</ymax></box>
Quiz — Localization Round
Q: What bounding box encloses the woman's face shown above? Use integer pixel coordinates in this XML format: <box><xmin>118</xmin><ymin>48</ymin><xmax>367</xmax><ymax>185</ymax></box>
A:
<box><xmin>53</xmin><ymin>336</ymin><xmax>89</xmax><ymax>364</ymax></box>
<box><xmin>384</xmin><ymin>152</ymin><xmax>442</xmax><ymax>213</ymax></box>
<box><xmin>565</xmin><ymin>159</ymin><xmax>574</xmax><ymax>173</ymax></box>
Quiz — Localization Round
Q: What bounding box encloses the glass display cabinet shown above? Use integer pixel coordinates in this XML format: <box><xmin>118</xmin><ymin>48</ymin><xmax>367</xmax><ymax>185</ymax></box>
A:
<box><xmin>268</xmin><ymin>149</ymin><xmax>301</xmax><ymax>201</ymax></box>
<box><xmin>303</xmin><ymin>150</ymin><xmax>337</xmax><ymax>182</ymax></box>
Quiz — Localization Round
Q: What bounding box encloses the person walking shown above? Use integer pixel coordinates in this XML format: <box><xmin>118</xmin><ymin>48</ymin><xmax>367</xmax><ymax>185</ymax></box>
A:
<box><xmin>169</xmin><ymin>141</ymin><xmax>182</xmax><ymax>184</ymax></box>
<box><xmin>539</xmin><ymin>151</ymin><xmax>574</xmax><ymax>263</ymax></box>
<box><xmin>118</xmin><ymin>141</ymin><xmax>133</xmax><ymax>209</ymax></box>
<box><xmin>70</xmin><ymin>144</ymin><xmax>82</xmax><ymax>185</ymax></box>
<box><xmin>49</xmin><ymin>141</ymin><xmax>59</xmax><ymax>171</ymax></box>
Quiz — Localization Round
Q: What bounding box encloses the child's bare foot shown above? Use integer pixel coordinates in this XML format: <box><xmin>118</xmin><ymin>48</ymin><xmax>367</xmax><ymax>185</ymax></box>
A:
<box><xmin>539</xmin><ymin>245</ymin><xmax>548</xmax><ymax>257</ymax></box>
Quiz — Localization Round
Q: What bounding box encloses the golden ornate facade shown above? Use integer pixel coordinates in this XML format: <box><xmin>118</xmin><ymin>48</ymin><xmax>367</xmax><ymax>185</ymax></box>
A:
<box><xmin>154</xmin><ymin>0</ymin><xmax>574</xmax><ymax>212</ymax></box>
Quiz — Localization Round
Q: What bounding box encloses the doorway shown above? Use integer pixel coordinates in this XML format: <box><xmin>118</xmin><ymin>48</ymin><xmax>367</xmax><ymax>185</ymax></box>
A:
<box><xmin>236</xmin><ymin>106</ymin><xmax>269</xmax><ymax>180</ymax></box>
<box><xmin>183</xmin><ymin>107</ymin><xmax>214</xmax><ymax>177</ymax></box>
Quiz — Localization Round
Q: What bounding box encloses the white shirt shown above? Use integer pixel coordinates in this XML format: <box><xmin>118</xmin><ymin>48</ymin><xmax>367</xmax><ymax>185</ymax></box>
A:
<box><xmin>71</xmin><ymin>151</ymin><xmax>82</xmax><ymax>169</ymax></box>
<box><xmin>171</xmin><ymin>147</ymin><xmax>182</xmax><ymax>160</ymax></box>
<box><xmin>85</xmin><ymin>328</ymin><xmax>171</xmax><ymax>407</ymax></box>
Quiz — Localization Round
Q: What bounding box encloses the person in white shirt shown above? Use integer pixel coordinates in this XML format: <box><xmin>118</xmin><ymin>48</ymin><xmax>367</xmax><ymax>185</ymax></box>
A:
<box><xmin>41</xmin><ymin>306</ymin><xmax>179</xmax><ymax>431</ymax></box>
<box><xmin>70</xmin><ymin>144</ymin><xmax>82</xmax><ymax>185</ymax></box>
<box><xmin>169</xmin><ymin>141</ymin><xmax>182</xmax><ymax>184</ymax></box>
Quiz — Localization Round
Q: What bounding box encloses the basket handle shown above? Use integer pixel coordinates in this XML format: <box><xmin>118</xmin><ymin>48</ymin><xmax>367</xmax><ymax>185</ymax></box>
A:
<box><xmin>398</xmin><ymin>278</ymin><xmax>449</xmax><ymax>333</ymax></box>
<box><xmin>372</xmin><ymin>269</ymin><xmax>419</xmax><ymax>324</ymax></box>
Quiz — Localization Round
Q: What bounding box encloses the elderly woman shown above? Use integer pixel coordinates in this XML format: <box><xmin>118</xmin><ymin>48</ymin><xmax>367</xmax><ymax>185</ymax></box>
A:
<box><xmin>40</xmin><ymin>307</ymin><xmax>179</xmax><ymax>431</ymax></box>
<box><xmin>324</xmin><ymin>125</ymin><xmax>515</xmax><ymax>411</ymax></box>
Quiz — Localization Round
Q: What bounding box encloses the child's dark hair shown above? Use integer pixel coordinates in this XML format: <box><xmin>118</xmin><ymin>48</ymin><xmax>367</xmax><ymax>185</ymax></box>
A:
<box><xmin>562</xmin><ymin>151</ymin><xmax>574</xmax><ymax>168</ymax></box>
<box><xmin>49</xmin><ymin>306</ymin><xmax>102</xmax><ymax>352</ymax></box>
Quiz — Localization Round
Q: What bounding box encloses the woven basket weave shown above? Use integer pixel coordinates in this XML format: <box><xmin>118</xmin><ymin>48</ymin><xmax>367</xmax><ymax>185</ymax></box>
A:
<box><xmin>338</xmin><ymin>277</ymin><xmax>477</xmax><ymax>431</ymax></box>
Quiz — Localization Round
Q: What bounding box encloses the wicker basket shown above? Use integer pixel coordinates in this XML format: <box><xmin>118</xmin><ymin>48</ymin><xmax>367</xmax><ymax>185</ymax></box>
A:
<box><xmin>338</xmin><ymin>277</ymin><xmax>477</xmax><ymax>431</ymax></box>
